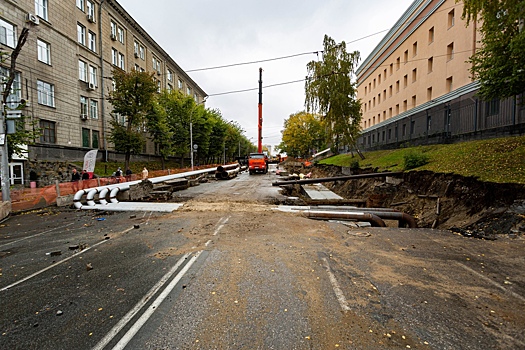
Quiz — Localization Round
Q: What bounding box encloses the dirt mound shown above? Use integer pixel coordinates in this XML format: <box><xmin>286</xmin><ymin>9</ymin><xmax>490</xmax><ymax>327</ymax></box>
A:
<box><xmin>288</xmin><ymin>164</ymin><xmax>525</xmax><ymax>239</ymax></box>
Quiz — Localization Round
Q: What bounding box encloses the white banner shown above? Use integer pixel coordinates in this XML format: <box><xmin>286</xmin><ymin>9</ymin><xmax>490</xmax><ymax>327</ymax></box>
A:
<box><xmin>82</xmin><ymin>150</ymin><xmax>98</xmax><ymax>173</ymax></box>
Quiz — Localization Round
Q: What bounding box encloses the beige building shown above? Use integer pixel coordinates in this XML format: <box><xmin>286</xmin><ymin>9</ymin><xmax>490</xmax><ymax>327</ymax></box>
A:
<box><xmin>357</xmin><ymin>0</ymin><xmax>480</xmax><ymax>130</ymax></box>
<box><xmin>1</xmin><ymin>0</ymin><xmax>205</xmax><ymax>184</ymax></box>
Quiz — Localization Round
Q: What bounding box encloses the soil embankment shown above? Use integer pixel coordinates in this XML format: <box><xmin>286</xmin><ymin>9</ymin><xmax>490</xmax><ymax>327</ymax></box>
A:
<box><xmin>282</xmin><ymin>163</ymin><xmax>525</xmax><ymax>239</ymax></box>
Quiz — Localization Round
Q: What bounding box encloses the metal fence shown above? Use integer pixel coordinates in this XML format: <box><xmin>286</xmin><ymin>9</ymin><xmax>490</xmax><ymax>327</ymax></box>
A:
<box><xmin>358</xmin><ymin>91</ymin><xmax>525</xmax><ymax>151</ymax></box>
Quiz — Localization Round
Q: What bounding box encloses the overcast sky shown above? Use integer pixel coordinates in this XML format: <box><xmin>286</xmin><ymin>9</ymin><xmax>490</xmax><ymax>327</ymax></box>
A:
<box><xmin>122</xmin><ymin>0</ymin><xmax>414</xmax><ymax>149</ymax></box>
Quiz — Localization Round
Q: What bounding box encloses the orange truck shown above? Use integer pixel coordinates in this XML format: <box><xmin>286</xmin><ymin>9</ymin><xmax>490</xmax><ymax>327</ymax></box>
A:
<box><xmin>248</xmin><ymin>153</ymin><xmax>268</xmax><ymax>175</ymax></box>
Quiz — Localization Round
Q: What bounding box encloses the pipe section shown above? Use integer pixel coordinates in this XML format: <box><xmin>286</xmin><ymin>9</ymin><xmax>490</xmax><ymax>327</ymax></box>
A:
<box><xmin>303</xmin><ymin>210</ymin><xmax>387</xmax><ymax>227</ymax></box>
<box><xmin>272</xmin><ymin>171</ymin><xmax>404</xmax><ymax>186</ymax></box>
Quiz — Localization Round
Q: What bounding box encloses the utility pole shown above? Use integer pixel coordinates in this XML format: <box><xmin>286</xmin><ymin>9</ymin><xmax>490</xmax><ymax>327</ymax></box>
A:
<box><xmin>258</xmin><ymin>68</ymin><xmax>263</xmax><ymax>153</ymax></box>
<box><xmin>0</xmin><ymin>99</ymin><xmax>9</xmax><ymax>201</ymax></box>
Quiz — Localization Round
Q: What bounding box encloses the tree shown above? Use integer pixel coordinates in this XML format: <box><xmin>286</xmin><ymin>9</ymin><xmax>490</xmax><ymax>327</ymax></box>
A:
<box><xmin>305</xmin><ymin>34</ymin><xmax>364</xmax><ymax>158</ymax></box>
<box><xmin>460</xmin><ymin>0</ymin><xmax>525</xmax><ymax>100</ymax></box>
<box><xmin>146</xmin><ymin>100</ymin><xmax>173</xmax><ymax>170</ymax></box>
<box><xmin>279</xmin><ymin>111</ymin><xmax>326</xmax><ymax>158</ymax></box>
<box><xmin>107</xmin><ymin>70</ymin><xmax>157</xmax><ymax>170</ymax></box>
<box><xmin>1</xmin><ymin>29</ymin><xmax>40</xmax><ymax>161</ymax></box>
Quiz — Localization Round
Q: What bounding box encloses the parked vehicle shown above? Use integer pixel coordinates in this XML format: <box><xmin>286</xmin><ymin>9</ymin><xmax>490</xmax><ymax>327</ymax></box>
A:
<box><xmin>248</xmin><ymin>153</ymin><xmax>268</xmax><ymax>175</ymax></box>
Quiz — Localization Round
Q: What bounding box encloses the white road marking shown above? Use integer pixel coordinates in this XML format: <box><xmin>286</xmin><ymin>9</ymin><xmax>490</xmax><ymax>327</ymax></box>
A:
<box><xmin>92</xmin><ymin>252</ymin><xmax>192</xmax><ymax>350</ymax></box>
<box><xmin>0</xmin><ymin>222</ymin><xmax>75</xmax><ymax>248</ymax></box>
<box><xmin>111</xmin><ymin>251</ymin><xmax>203</xmax><ymax>350</ymax></box>
<box><xmin>455</xmin><ymin>262</ymin><xmax>525</xmax><ymax>303</ymax></box>
<box><xmin>322</xmin><ymin>257</ymin><xmax>351</xmax><ymax>311</ymax></box>
<box><xmin>0</xmin><ymin>237</ymin><xmax>113</xmax><ymax>292</ymax></box>
<box><xmin>213</xmin><ymin>216</ymin><xmax>230</xmax><ymax>236</ymax></box>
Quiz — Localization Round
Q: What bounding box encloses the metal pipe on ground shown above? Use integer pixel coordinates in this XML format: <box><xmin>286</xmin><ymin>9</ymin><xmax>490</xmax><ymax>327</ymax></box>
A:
<box><xmin>303</xmin><ymin>210</ymin><xmax>387</xmax><ymax>227</ymax></box>
<box><xmin>215</xmin><ymin>165</ymin><xmax>239</xmax><ymax>180</ymax></box>
<box><xmin>272</xmin><ymin>171</ymin><xmax>404</xmax><ymax>186</ymax></box>
<box><xmin>75</xmin><ymin>164</ymin><xmax>238</xmax><ymax>209</ymax></box>
<box><xmin>304</xmin><ymin>206</ymin><xmax>417</xmax><ymax>228</ymax></box>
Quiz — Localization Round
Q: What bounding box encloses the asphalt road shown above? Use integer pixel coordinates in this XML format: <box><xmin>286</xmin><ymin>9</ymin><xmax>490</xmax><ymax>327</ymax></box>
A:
<box><xmin>1</xmin><ymin>166</ymin><xmax>524</xmax><ymax>349</ymax></box>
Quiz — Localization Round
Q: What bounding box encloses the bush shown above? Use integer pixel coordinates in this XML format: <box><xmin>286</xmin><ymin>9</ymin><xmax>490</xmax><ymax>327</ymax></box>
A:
<box><xmin>350</xmin><ymin>160</ymin><xmax>360</xmax><ymax>171</ymax></box>
<box><xmin>403</xmin><ymin>150</ymin><xmax>429</xmax><ymax>170</ymax></box>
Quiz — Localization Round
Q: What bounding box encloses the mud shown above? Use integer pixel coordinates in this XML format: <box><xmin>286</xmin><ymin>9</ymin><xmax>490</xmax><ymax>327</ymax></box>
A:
<box><xmin>282</xmin><ymin>163</ymin><xmax>525</xmax><ymax>239</ymax></box>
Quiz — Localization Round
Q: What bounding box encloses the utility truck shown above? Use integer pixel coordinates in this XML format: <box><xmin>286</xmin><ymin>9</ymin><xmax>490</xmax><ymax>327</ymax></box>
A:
<box><xmin>248</xmin><ymin>153</ymin><xmax>268</xmax><ymax>175</ymax></box>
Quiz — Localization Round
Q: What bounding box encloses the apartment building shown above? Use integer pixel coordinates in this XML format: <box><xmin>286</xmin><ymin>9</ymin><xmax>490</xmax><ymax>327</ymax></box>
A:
<box><xmin>1</xmin><ymin>0</ymin><xmax>206</xmax><ymax>184</ymax></box>
<box><xmin>356</xmin><ymin>0</ymin><xmax>479</xmax><ymax>131</ymax></box>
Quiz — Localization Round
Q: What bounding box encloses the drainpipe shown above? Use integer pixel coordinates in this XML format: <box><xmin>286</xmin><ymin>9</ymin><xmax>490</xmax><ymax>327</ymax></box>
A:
<box><xmin>98</xmin><ymin>0</ymin><xmax>108</xmax><ymax>161</ymax></box>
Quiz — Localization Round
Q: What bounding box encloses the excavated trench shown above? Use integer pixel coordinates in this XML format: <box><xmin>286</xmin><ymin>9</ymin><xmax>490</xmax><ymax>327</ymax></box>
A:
<box><xmin>281</xmin><ymin>164</ymin><xmax>525</xmax><ymax>240</ymax></box>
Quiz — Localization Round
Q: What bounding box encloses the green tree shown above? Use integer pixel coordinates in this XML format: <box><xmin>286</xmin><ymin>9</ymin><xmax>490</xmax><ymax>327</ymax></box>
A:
<box><xmin>460</xmin><ymin>0</ymin><xmax>525</xmax><ymax>99</ymax></box>
<box><xmin>146</xmin><ymin>100</ymin><xmax>174</xmax><ymax>169</ymax></box>
<box><xmin>305</xmin><ymin>34</ymin><xmax>364</xmax><ymax>158</ymax></box>
<box><xmin>107</xmin><ymin>70</ymin><xmax>157</xmax><ymax>170</ymax></box>
<box><xmin>279</xmin><ymin>111</ymin><xmax>326</xmax><ymax>158</ymax></box>
<box><xmin>2</xmin><ymin>28</ymin><xmax>40</xmax><ymax>162</ymax></box>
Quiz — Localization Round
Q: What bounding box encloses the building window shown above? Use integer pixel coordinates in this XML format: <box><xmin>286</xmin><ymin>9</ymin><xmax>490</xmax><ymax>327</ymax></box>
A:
<box><xmin>412</xmin><ymin>41</ymin><xmax>418</xmax><ymax>57</ymax></box>
<box><xmin>412</xmin><ymin>95</ymin><xmax>417</xmax><ymax>107</ymax></box>
<box><xmin>134</xmin><ymin>41</ymin><xmax>139</xmax><ymax>56</ymax></box>
<box><xmin>80</xmin><ymin>96</ymin><xmax>88</xmax><ymax>115</ymax></box>
<box><xmin>428</xmin><ymin>27</ymin><xmax>434</xmax><ymax>44</ymax></box>
<box><xmin>86</xmin><ymin>0</ymin><xmax>95</xmax><ymax>19</ymax></box>
<box><xmin>396</xmin><ymin>80</ymin><xmax>400</xmax><ymax>93</ymax></box>
<box><xmin>378</xmin><ymin>74</ymin><xmax>381</xmax><ymax>85</ymax></box>
<box><xmin>403</xmin><ymin>75</ymin><xmax>408</xmax><ymax>88</ymax></box>
<box><xmin>389</xmin><ymin>63</ymin><xmax>393</xmax><ymax>75</ymax></box>
<box><xmin>389</xmin><ymin>85</ymin><xmax>393</xmax><ymax>97</ymax></box>
<box><xmin>92</xmin><ymin>130</ymin><xmax>100</xmax><ymax>148</ymax></box>
<box><xmin>88</xmin><ymin>31</ymin><xmax>96</xmax><ymax>52</ymax></box>
<box><xmin>389</xmin><ymin>107</ymin><xmax>392</xmax><ymax>117</ymax></box>
<box><xmin>112</xmin><ymin>48</ymin><xmax>118</xmax><ymax>66</ymax></box>
<box><xmin>82</xmin><ymin>128</ymin><xmax>90</xmax><ymax>148</ymax></box>
<box><xmin>412</xmin><ymin>68</ymin><xmax>417</xmax><ymax>82</ymax></box>
<box><xmin>119</xmin><ymin>53</ymin><xmax>125</xmax><ymax>69</ymax></box>
<box><xmin>378</xmin><ymin>93</ymin><xmax>381</xmax><ymax>104</ymax></box>
<box><xmin>448</xmin><ymin>9</ymin><xmax>455</xmax><ymax>28</ymax></box>
<box><xmin>167</xmin><ymin>83</ymin><xmax>173</xmax><ymax>92</ymax></box>
<box><xmin>404</xmin><ymin>50</ymin><xmax>409</xmax><ymax>64</ymax></box>
<box><xmin>178</xmin><ymin>79</ymin><xmax>183</xmax><ymax>89</ymax></box>
<box><xmin>37</xmin><ymin>39</ymin><xmax>51</xmax><ymax>64</ymax></box>
<box><xmin>403</xmin><ymin>100</ymin><xmax>407</xmax><ymax>112</ymax></box>
<box><xmin>35</xmin><ymin>0</ymin><xmax>49</xmax><ymax>21</ymax></box>
<box><xmin>396</xmin><ymin>104</ymin><xmax>400</xmax><ymax>115</ymax></box>
<box><xmin>0</xmin><ymin>67</ymin><xmax>21</xmax><ymax>100</ymax></box>
<box><xmin>90</xmin><ymin>99</ymin><xmax>98</xmax><ymax>119</ymax></box>
<box><xmin>364</xmin><ymin>86</ymin><xmax>367</xmax><ymax>96</ymax></box>
<box><xmin>0</xmin><ymin>19</ymin><xmax>16</xmax><ymax>48</ymax></box>
<box><xmin>446</xmin><ymin>76</ymin><xmax>453</xmax><ymax>92</ymax></box>
<box><xmin>117</xmin><ymin>27</ymin><xmax>124</xmax><ymax>43</ymax></box>
<box><xmin>427</xmin><ymin>87</ymin><xmax>433</xmax><ymax>100</ymax></box>
<box><xmin>396</xmin><ymin>57</ymin><xmax>400</xmax><ymax>70</ymax></box>
<box><xmin>167</xmin><ymin>69</ymin><xmax>173</xmax><ymax>82</ymax></box>
<box><xmin>139</xmin><ymin>46</ymin><xmax>145</xmax><ymax>60</ymax></box>
<box><xmin>111</xmin><ymin>21</ymin><xmax>117</xmax><ymax>37</ymax></box>
<box><xmin>428</xmin><ymin>57</ymin><xmax>434</xmax><ymax>73</ymax></box>
<box><xmin>76</xmin><ymin>0</ymin><xmax>85</xmax><ymax>11</ymax></box>
<box><xmin>89</xmin><ymin>65</ymin><xmax>97</xmax><ymax>86</ymax></box>
<box><xmin>40</xmin><ymin>120</ymin><xmax>56</xmax><ymax>144</ymax></box>
<box><xmin>77</xmin><ymin>24</ymin><xmax>86</xmax><ymax>45</ymax></box>
<box><xmin>373</xmin><ymin>97</ymin><xmax>376</xmax><ymax>107</ymax></box>
<box><xmin>79</xmin><ymin>60</ymin><xmax>88</xmax><ymax>81</ymax></box>
<box><xmin>37</xmin><ymin>80</ymin><xmax>55</xmax><ymax>107</ymax></box>
<box><xmin>447</xmin><ymin>42</ymin><xmax>454</xmax><ymax>61</ymax></box>
<box><xmin>373</xmin><ymin>78</ymin><xmax>376</xmax><ymax>89</ymax></box>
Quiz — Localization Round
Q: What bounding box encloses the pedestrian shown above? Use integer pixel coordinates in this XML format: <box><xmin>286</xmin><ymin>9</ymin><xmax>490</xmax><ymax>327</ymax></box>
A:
<box><xmin>125</xmin><ymin>167</ymin><xmax>132</xmax><ymax>182</ymax></box>
<box><xmin>82</xmin><ymin>169</ymin><xmax>90</xmax><ymax>180</ymax></box>
<box><xmin>115</xmin><ymin>167</ymin><xmax>122</xmax><ymax>183</ymax></box>
<box><xmin>71</xmin><ymin>167</ymin><xmax>81</xmax><ymax>192</ymax></box>
<box><xmin>142</xmin><ymin>166</ymin><xmax>149</xmax><ymax>180</ymax></box>
<box><xmin>71</xmin><ymin>167</ymin><xmax>81</xmax><ymax>182</ymax></box>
